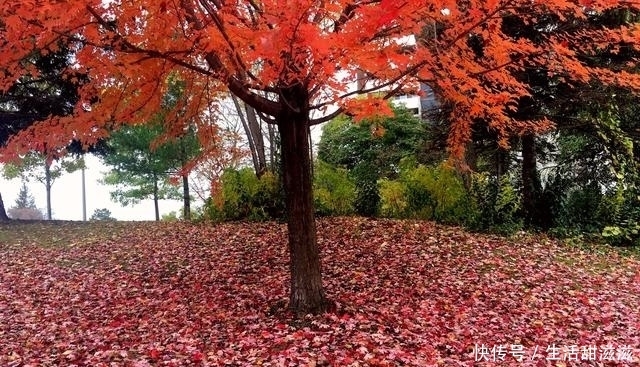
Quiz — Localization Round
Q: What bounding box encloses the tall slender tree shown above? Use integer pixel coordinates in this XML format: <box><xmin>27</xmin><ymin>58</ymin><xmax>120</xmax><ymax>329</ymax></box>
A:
<box><xmin>2</xmin><ymin>152</ymin><xmax>84</xmax><ymax>220</ymax></box>
<box><xmin>101</xmin><ymin>123</ymin><xmax>200</xmax><ymax>221</ymax></box>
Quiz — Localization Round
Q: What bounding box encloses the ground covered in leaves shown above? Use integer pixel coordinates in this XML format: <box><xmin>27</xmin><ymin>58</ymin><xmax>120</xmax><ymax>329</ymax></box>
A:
<box><xmin>0</xmin><ymin>218</ymin><xmax>638</xmax><ymax>366</ymax></box>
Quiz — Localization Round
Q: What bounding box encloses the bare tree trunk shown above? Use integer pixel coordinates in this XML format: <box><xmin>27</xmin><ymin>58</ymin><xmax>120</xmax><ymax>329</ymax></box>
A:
<box><xmin>268</xmin><ymin>124</ymin><xmax>277</xmax><ymax>169</ymax></box>
<box><xmin>153</xmin><ymin>174</ymin><xmax>160</xmax><ymax>221</ymax></box>
<box><xmin>0</xmin><ymin>192</ymin><xmax>9</xmax><ymax>221</ymax></box>
<box><xmin>278</xmin><ymin>86</ymin><xmax>328</xmax><ymax>316</ymax></box>
<box><xmin>245</xmin><ymin>103</ymin><xmax>267</xmax><ymax>175</ymax></box>
<box><xmin>495</xmin><ymin>147</ymin><xmax>510</xmax><ymax>182</ymax></box>
<box><xmin>45</xmin><ymin>162</ymin><xmax>52</xmax><ymax>220</ymax></box>
<box><xmin>232</xmin><ymin>95</ymin><xmax>267</xmax><ymax>176</ymax></box>
<box><xmin>232</xmin><ymin>95</ymin><xmax>261</xmax><ymax>175</ymax></box>
<box><xmin>182</xmin><ymin>174</ymin><xmax>191</xmax><ymax>220</ymax></box>
<box><xmin>308</xmin><ymin>128</ymin><xmax>315</xmax><ymax>178</ymax></box>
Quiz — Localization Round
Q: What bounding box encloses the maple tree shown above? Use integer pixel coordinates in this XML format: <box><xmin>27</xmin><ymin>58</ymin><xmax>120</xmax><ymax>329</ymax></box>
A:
<box><xmin>1</xmin><ymin>0</ymin><xmax>639</xmax><ymax>313</ymax></box>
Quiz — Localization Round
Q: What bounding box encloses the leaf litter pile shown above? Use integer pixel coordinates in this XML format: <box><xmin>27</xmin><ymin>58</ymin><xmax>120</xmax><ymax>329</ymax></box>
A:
<box><xmin>0</xmin><ymin>218</ymin><xmax>638</xmax><ymax>366</ymax></box>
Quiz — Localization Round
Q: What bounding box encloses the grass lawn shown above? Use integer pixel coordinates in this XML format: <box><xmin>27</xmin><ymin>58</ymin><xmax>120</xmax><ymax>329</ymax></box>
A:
<box><xmin>0</xmin><ymin>217</ymin><xmax>638</xmax><ymax>366</ymax></box>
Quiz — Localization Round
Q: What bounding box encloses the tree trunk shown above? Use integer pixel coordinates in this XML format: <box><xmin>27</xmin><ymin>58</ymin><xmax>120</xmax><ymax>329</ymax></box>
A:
<box><xmin>246</xmin><ymin>103</ymin><xmax>267</xmax><ymax>175</ymax></box>
<box><xmin>278</xmin><ymin>86</ymin><xmax>328</xmax><ymax>316</ymax></box>
<box><xmin>521</xmin><ymin>133</ymin><xmax>541</xmax><ymax>227</ymax></box>
<box><xmin>45</xmin><ymin>161</ymin><xmax>52</xmax><ymax>220</ymax></box>
<box><xmin>0</xmin><ymin>192</ymin><xmax>10</xmax><ymax>221</ymax></box>
<box><xmin>233</xmin><ymin>95</ymin><xmax>267</xmax><ymax>177</ymax></box>
<box><xmin>268</xmin><ymin>124</ymin><xmax>278</xmax><ymax>169</ymax></box>
<box><xmin>153</xmin><ymin>174</ymin><xmax>160</xmax><ymax>221</ymax></box>
<box><xmin>233</xmin><ymin>95</ymin><xmax>261</xmax><ymax>175</ymax></box>
<box><xmin>182</xmin><ymin>173</ymin><xmax>191</xmax><ymax>220</ymax></box>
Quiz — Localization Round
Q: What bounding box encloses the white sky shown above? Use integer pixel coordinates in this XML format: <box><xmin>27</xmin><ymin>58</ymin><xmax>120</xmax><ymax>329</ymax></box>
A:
<box><xmin>0</xmin><ymin>155</ymin><xmax>185</xmax><ymax>221</ymax></box>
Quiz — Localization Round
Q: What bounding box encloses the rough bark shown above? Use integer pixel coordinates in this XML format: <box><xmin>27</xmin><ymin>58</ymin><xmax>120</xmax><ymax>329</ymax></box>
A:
<box><xmin>278</xmin><ymin>86</ymin><xmax>328</xmax><ymax>316</ymax></box>
<box><xmin>0</xmin><ymin>192</ymin><xmax>10</xmax><ymax>221</ymax></box>
<box><xmin>182</xmin><ymin>173</ymin><xmax>191</xmax><ymax>220</ymax></box>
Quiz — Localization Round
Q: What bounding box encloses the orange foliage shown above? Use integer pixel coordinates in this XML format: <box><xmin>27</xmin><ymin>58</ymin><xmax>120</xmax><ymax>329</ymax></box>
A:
<box><xmin>0</xmin><ymin>0</ymin><xmax>638</xmax><ymax>160</ymax></box>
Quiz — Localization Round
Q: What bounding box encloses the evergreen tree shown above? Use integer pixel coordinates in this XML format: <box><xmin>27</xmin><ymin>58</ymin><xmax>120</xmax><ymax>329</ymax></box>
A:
<box><xmin>14</xmin><ymin>182</ymin><xmax>36</xmax><ymax>209</ymax></box>
<box><xmin>101</xmin><ymin>123</ymin><xmax>200</xmax><ymax>221</ymax></box>
<box><xmin>7</xmin><ymin>182</ymin><xmax>44</xmax><ymax>220</ymax></box>
<box><xmin>90</xmin><ymin>208</ymin><xmax>116</xmax><ymax>221</ymax></box>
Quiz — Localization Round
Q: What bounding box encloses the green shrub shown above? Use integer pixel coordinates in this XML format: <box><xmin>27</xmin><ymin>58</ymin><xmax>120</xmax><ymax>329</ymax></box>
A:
<box><xmin>378</xmin><ymin>162</ymin><xmax>474</xmax><ymax>225</ymax></box>
<box><xmin>402</xmin><ymin>164</ymin><xmax>435</xmax><ymax>219</ymax></box>
<box><xmin>161</xmin><ymin>211</ymin><xmax>179</xmax><ymax>221</ymax></box>
<box><xmin>199</xmin><ymin>168</ymin><xmax>284</xmax><ymax>222</ymax></box>
<box><xmin>546</xmin><ymin>179</ymin><xmax>637</xmax><ymax>242</ymax></box>
<box><xmin>562</xmin><ymin>185</ymin><xmax>605</xmax><ymax>232</ymax></box>
<box><xmin>196</xmin><ymin>197</ymin><xmax>226</xmax><ymax>222</ymax></box>
<box><xmin>249</xmin><ymin>170</ymin><xmax>284</xmax><ymax>220</ymax></box>
<box><xmin>351</xmin><ymin>162</ymin><xmax>380</xmax><ymax>217</ymax></box>
<box><xmin>408</xmin><ymin>163</ymin><xmax>473</xmax><ymax>224</ymax></box>
<box><xmin>600</xmin><ymin>190</ymin><xmax>640</xmax><ymax>246</ymax></box>
<box><xmin>313</xmin><ymin>160</ymin><xmax>356</xmax><ymax>216</ymax></box>
<box><xmin>468</xmin><ymin>173</ymin><xmax>522</xmax><ymax>234</ymax></box>
<box><xmin>379</xmin><ymin>179</ymin><xmax>407</xmax><ymax>218</ymax></box>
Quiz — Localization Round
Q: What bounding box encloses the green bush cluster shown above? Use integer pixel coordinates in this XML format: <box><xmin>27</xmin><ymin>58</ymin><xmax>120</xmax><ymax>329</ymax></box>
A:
<box><xmin>198</xmin><ymin>159</ymin><xmax>530</xmax><ymax>236</ymax></box>
<box><xmin>313</xmin><ymin>160</ymin><xmax>356</xmax><ymax>216</ymax></box>
<box><xmin>467</xmin><ymin>173</ymin><xmax>523</xmax><ymax>234</ymax></box>
<box><xmin>351</xmin><ymin>162</ymin><xmax>380</xmax><ymax>217</ymax></box>
<box><xmin>598</xmin><ymin>189</ymin><xmax>640</xmax><ymax>246</ymax></box>
<box><xmin>200</xmin><ymin>160</ymin><xmax>640</xmax><ymax>242</ymax></box>
<box><xmin>543</xmin><ymin>166</ymin><xmax>640</xmax><ymax>246</ymax></box>
<box><xmin>378</xmin><ymin>161</ymin><xmax>474</xmax><ymax>225</ymax></box>
<box><xmin>197</xmin><ymin>156</ymin><xmax>638</xmax><ymax>247</ymax></box>
<box><xmin>199</xmin><ymin>168</ymin><xmax>284</xmax><ymax>222</ymax></box>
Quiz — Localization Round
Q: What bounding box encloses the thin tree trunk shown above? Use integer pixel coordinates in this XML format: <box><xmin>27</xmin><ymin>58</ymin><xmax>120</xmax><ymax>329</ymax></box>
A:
<box><xmin>178</xmin><ymin>142</ymin><xmax>191</xmax><ymax>221</ymax></box>
<box><xmin>182</xmin><ymin>173</ymin><xmax>191</xmax><ymax>220</ymax></box>
<box><xmin>0</xmin><ymin>192</ymin><xmax>9</xmax><ymax>221</ymax></box>
<box><xmin>153</xmin><ymin>174</ymin><xmax>160</xmax><ymax>221</ymax></box>
<box><xmin>278</xmin><ymin>86</ymin><xmax>328</xmax><ymax>316</ymax></box>
<box><xmin>45</xmin><ymin>162</ymin><xmax>52</xmax><ymax>220</ymax></box>
<box><xmin>245</xmin><ymin>103</ymin><xmax>267</xmax><ymax>175</ymax></box>
<box><xmin>232</xmin><ymin>95</ymin><xmax>267</xmax><ymax>176</ymax></box>
<box><xmin>232</xmin><ymin>95</ymin><xmax>261</xmax><ymax>175</ymax></box>
<box><xmin>308</xmin><ymin>128</ymin><xmax>315</xmax><ymax>178</ymax></box>
<box><xmin>268</xmin><ymin>124</ymin><xmax>277</xmax><ymax>168</ymax></box>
